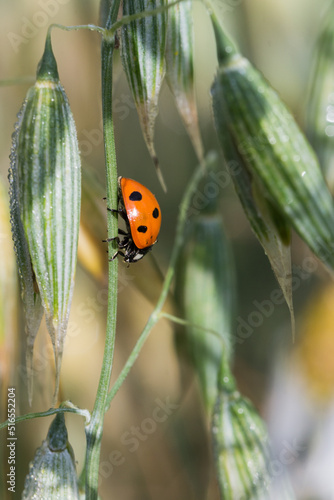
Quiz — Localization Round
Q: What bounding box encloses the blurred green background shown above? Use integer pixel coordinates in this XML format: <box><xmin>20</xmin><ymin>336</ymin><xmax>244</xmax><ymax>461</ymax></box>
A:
<box><xmin>1</xmin><ymin>0</ymin><xmax>334</xmax><ymax>498</ymax></box>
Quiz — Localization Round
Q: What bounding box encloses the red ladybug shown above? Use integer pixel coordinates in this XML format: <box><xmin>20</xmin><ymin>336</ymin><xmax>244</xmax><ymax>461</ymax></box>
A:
<box><xmin>109</xmin><ymin>177</ymin><xmax>161</xmax><ymax>263</ymax></box>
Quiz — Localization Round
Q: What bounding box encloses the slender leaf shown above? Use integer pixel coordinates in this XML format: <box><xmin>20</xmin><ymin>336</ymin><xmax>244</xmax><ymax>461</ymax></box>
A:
<box><xmin>175</xmin><ymin>187</ymin><xmax>235</xmax><ymax>414</ymax></box>
<box><xmin>121</xmin><ymin>0</ymin><xmax>168</xmax><ymax>190</ymax></box>
<box><xmin>166</xmin><ymin>0</ymin><xmax>203</xmax><ymax>161</ymax></box>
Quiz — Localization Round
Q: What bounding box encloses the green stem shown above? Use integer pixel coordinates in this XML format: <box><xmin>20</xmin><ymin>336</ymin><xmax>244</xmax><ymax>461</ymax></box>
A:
<box><xmin>0</xmin><ymin>404</ymin><xmax>90</xmax><ymax>431</ymax></box>
<box><xmin>48</xmin><ymin>23</ymin><xmax>105</xmax><ymax>36</ymax></box>
<box><xmin>105</xmin><ymin>152</ymin><xmax>219</xmax><ymax>410</ymax></box>
<box><xmin>49</xmin><ymin>1</ymin><xmax>184</xmax><ymax>41</ymax></box>
<box><xmin>83</xmin><ymin>3</ymin><xmax>121</xmax><ymax>499</ymax></box>
<box><xmin>159</xmin><ymin>311</ymin><xmax>228</xmax><ymax>343</ymax></box>
<box><xmin>109</xmin><ymin>0</ymin><xmax>183</xmax><ymax>33</ymax></box>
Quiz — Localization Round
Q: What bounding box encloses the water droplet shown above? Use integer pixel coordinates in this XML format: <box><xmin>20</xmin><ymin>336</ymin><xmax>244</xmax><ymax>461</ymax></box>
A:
<box><xmin>268</xmin><ymin>136</ymin><xmax>276</xmax><ymax>145</ymax></box>
<box><xmin>237</xmin><ymin>407</ymin><xmax>244</xmax><ymax>415</ymax></box>
<box><xmin>223</xmin><ymin>376</ymin><xmax>229</xmax><ymax>383</ymax></box>
<box><xmin>325</xmin><ymin>124</ymin><xmax>334</xmax><ymax>137</ymax></box>
<box><xmin>293</xmin><ymin>154</ymin><xmax>300</xmax><ymax>162</ymax></box>
<box><xmin>327</xmin><ymin>104</ymin><xmax>334</xmax><ymax>122</ymax></box>
<box><xmin>301</xmin><ymin>171</ymin><xmax>306</xmax><ymax>177</ymax></box>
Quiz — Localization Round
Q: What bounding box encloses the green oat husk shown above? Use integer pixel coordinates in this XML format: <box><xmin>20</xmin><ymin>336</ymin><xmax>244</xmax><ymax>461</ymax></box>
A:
<box><xmin>9</xmin><ymin>34</ymin><xmax>81</xmax><ymax>404</ymax></box>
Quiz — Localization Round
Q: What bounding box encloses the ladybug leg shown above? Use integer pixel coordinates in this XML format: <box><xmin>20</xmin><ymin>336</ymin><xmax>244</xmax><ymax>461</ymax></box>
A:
<box><xmin>109</xmin><ymin>251</ymin><xmax>118</xmax><ymax>261</ymax></box>
<box><xmin>102</xmin><ymin>236</ymin><xmax>120</xmax><ymax>243</ymax></box>
<box><xmin>119</xmin><ymin>211</ymin><xmax>128</xmax><ymax>223</ymax></box>
<box><xmin>103</xmin><ymin>229</ymin><xmax>129</xmax><ymax>244</ymax></box>
<box><xmin>107</xmin><ymin>207</ymin><xmax>119</xmax><ymax>218</ymax></box>
<box><xmin>107</xmin><ymin>207</ymin><xmax>128</xmax><ymax>222</ymax></box>
<box><xmin>109</xmin><ymin>250</ymin><xmax>126</xmax><ymax>261</ymax></box>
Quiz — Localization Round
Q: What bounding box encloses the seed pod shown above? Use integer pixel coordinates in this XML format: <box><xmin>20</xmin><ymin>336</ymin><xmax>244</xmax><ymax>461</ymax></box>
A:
<box><xmin>212</xmin><ymin>367</ymin><xmax>296</xmax><ymax>499</ymax></box>
<box><xmin>306</xmin><ymin>4</ymin><xmax>334</xmax><ymax>192</ymax></box>
<box><xmin>175</xmin><ymin>193</ymin><xmax>235</xmax><ymax>415</ymax></box>
<box><xmin>211</xmin><ymin>14</ymin><xmax>334</xmax><ymax>273</ymax></box>
<box><xmin>165</xmin><ymin>0</ymin><xmax>203</xmax><ymax>161</ymax></box>
<box><xmin>9</xmin><ymin>84</ymin><xmax>44</xmax><ymax>407</ymax></box>
<box><xmin>99</xmin><ymin>0</ymin><xmax>112</xmax><ymax>27</ymax></box>
<box><xmin>121</xmin><ymin>0</ymin><xmax>168</xmax><ymax>191</ymax></box>
<box><xmin>9</xmin><ymin>35</ymin><xmax>81</xmax><ymax>403</ymax></box>
<box><xmin>22</xmin><ymin>413</ymin><xmax>79</xmax><ymax>500</ymax></box>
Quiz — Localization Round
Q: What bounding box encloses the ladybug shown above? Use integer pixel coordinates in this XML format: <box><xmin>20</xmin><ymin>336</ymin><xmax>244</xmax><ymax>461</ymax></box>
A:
<box><xmin>108</xmin><ymin>177</ymin><xmax>161</xmax><ymax>263</ymax></box>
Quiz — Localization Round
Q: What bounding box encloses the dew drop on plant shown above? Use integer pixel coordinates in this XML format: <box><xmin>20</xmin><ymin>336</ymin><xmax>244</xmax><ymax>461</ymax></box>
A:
<box><xmin>252</xmin><ymin>477</ymin><xmax>259</xmax><ymax>486</ymax></box>
<box><xmin>326</xmin><ymin>103</ymin><xmax>334</xmax><ymax>122</ymax></box>
<box><xmin>325</xmin><ymin>124</ymin><xmax>334</xmax><ymax>137</ymax></box>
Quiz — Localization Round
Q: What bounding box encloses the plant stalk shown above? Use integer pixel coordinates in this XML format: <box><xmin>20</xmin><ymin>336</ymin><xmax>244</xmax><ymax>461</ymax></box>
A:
<box><xmin>84</xmin><ymin>2</ymin><xmax>121</xmax><ymax>498</ymax></box>
<box><xmin>105</xmin><ymin>152</ymin><xmax>219</xmax><ymax>410</ymax></box>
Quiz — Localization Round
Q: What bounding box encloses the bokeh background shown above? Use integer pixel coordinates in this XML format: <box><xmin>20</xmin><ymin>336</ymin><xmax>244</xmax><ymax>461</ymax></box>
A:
<box><xmin>1</xmin><ymin>0</ymin><xmax>334</xmax><ymax>498</ymax></box>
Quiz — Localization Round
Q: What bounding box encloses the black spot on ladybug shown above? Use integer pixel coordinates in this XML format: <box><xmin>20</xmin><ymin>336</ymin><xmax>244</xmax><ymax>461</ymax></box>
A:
<box><xmin>152</xmin><ymin>207</ymin><xmax>159</xmax><ymax>219</ymax></box>
<box><xmin>129</xmin><ymin>191</ymin><xmax>142</xmax><ymax>201</ymax></box>
<box><xmin>137</xmin><ymin>225</ymin><xmax>148</xmax><ymax>233</ymax></box>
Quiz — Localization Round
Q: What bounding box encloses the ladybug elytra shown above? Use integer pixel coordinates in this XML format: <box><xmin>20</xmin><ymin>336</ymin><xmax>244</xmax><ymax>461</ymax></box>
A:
<box><xmin>108</xmin><ymin>177</ymin><xmax>161</xmax><ymax>263</ymax></box>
